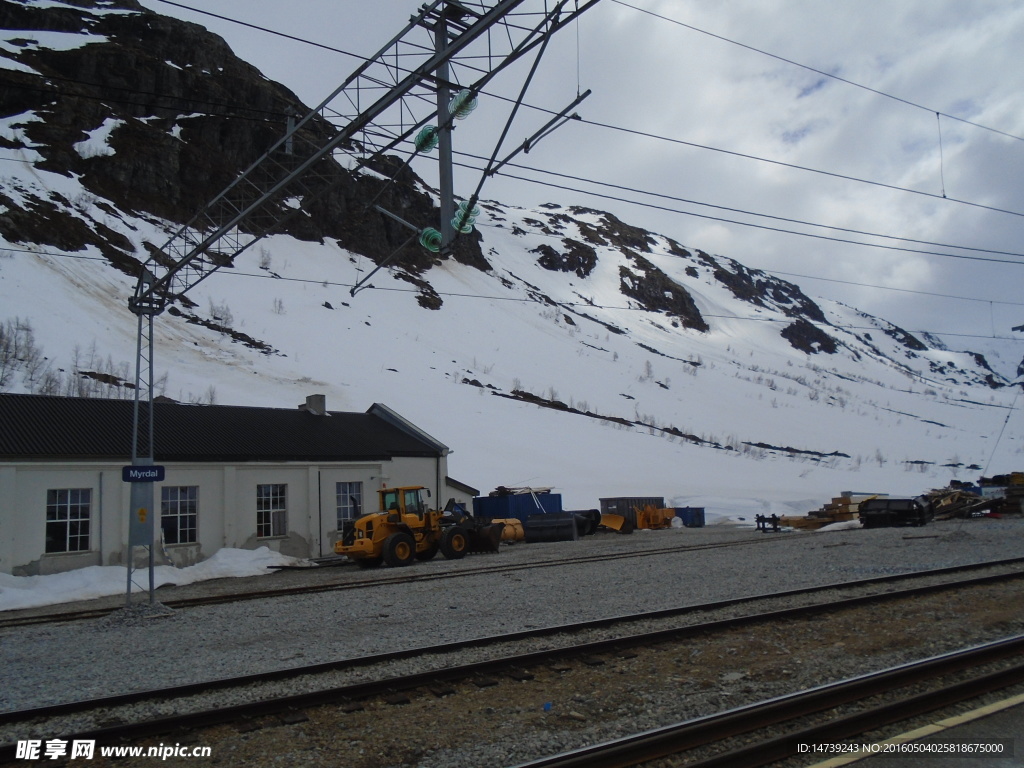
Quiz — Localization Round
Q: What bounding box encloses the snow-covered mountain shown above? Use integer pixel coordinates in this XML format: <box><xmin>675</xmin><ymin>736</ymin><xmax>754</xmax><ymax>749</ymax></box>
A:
<box><xmin>1</xmin><ymin>0</ymin><xmax>1020</xmax><ymax>516</ymax></box>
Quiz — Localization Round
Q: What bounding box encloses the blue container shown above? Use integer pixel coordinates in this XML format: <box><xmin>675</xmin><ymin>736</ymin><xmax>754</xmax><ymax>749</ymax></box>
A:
<box><xmin>473</xmin><ymin>492</ymin><xmax>563</xmax><ymax>523</ymax></box>
<box><xmin>674</xmin><ymin>507</ymin><xmax>706</xmax><ymax>528</ymax></box>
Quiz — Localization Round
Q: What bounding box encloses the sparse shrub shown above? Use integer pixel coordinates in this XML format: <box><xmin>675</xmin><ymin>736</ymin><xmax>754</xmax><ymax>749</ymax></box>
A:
<box><xmin>258</xmin><ymin>247</ymin><xmax>272</xmax><ymax>271</ymax></box>
<box><xmin>208</xmin><ymin>298</ymin><xmax>233</xmax><ymax>326</ymax></box>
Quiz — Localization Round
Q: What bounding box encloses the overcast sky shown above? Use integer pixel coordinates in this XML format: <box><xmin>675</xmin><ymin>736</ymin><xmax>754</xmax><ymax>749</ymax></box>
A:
<box><xmin>136</xmin><ymin>0</ymin><xmax>1024</xmax><ymax>368</ymax></box>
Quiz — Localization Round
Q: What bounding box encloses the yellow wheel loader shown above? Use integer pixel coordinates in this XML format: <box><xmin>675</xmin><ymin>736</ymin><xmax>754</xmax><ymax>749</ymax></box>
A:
<box><xmin>334</xmin><ymin>486</ymin><xmax>502</xmax><ymax>568</ymax></box>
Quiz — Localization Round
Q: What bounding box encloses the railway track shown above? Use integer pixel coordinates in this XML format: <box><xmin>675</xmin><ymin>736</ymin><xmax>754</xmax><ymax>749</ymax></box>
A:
<box><xmin>510</xmin><ymin>635</ymin><xmax>1024</xmax><ymax>768</ymax></box>
<box><xmin>0</xmin><ymin>534</ymin><xmax>814</xmax><ymax>629</ymax></box>
<box><xmin>1</xmin><ymin>561</ymin><xmax>1022</xmax><ymax>764</ymax></box>
<box><xmin>4</xmin><ymin>535</ymin><xmax>1024</xmax><ymax>631</ymax></box>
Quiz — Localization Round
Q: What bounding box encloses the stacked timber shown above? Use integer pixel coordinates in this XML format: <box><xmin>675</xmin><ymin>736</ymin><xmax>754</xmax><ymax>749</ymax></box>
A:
<box><xmin>928</xmin><ymin>488</ymin><xmax>989</xmax><ymax>520</ymax></box>
<box><xmin>780</xmin><ymin>494</ymin><xmax>873</xmax><ymax>530</ymax></box>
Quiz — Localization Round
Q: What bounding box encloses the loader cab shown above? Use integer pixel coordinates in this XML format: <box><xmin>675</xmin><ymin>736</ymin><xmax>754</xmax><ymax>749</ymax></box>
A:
<box><xmin>379</xmin><ymin>486</ymin><xmax>430</xmax><ymax>520</ymax></box>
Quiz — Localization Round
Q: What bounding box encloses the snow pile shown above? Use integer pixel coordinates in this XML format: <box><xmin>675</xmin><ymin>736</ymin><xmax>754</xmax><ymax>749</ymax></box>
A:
<box><xmin>0</xmin><ymin>547</ymin><xmax>302</xmax><ymax>612</ymax></box>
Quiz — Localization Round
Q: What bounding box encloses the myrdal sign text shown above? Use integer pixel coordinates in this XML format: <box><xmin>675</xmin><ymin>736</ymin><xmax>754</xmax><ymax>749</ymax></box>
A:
<box><xmin>121</xmin><ymin>465</ymin><xmax>166</xmax><ymax>483</ymax></box>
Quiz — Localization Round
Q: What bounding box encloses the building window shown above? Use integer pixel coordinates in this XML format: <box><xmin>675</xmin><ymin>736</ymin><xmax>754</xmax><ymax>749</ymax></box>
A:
<box><xmin>161</xmin><ymin>486</ymin><xmax>198</xmax><ymax>545</ymax></box>
<box><xmin>257</xmin><ymin>484</ymin><xmax>287</xmax><ymax>538</ymax></box>
<box><xmin>336</xmin><ymin>481</ymin><xmax>363</xmax><ymax>526</ymax></box>
<box><xmin>46</xmin><ymin>489</ymin><xmax>91</xmax><ymax>553</ymax></box>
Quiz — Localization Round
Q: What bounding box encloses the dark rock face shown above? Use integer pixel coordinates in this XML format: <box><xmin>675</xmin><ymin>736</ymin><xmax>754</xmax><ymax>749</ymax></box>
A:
<box><xmin>0</xmin><ymin>0</ymin><xmax>485</xmax><ymax>289</ymax></box>
<box><xmin>781</xmin><ymin>318</ymin><xmax>838</xmax><ymax>355</ymax></box>
<box><xmin>619</xmin><ymin>252</ymin><xmax>709</xmax><ymax>332</ymax></box>
<box><xmin>883</xmin><ymin>323</ymin><xmax>927</xmax><ymax>352</ymax></box>
<box><xmin>533</xmin><ymin>238</ymin><xmax>598</xmax><ymax>279</ymax></box>
<box><xmin>708</xmin><ymin>256</ymin><xmax>826</xmax><ymax>323</ymax></box>
<box><xmin>572</xmin><ymin>208</ymin><xmax>655</xmax><ymax>253</ymax></box>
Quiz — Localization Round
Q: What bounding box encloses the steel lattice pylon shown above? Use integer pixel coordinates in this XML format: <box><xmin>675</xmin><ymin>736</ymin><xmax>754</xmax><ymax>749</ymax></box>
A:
<box><xmin>124</xmin><ymin>0</ymin><xmax>601</xmax><ymax>603</ymax></box>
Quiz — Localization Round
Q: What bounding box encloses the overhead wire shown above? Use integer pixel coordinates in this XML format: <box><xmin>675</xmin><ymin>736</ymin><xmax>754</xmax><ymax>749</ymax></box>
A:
<box><xmin>2</xmin><ymin>71</ymin><xmax>293</xmax><ymax>125</ymax></box>
<box><xmin>452</xmin><ymin>150</ymin><xmax>1024</xmax><ymax>259</ymax></box>
<box><xmin>6</xmin><ymin>0</ymin><xmax>1023</xmax><ymax>343</ymax></box>
<box><xmin>610</xmin><ymin>0</ymin><xmax>1024</xmax><ymax>144</ymax></box>
<box><xmin>140</xmin><ymin>0</ymin><xmax>1024</xmax><ymax>224</ymax></box>
<box><xmin>571</xmin><ymin>116</ymin><xmax>1024</xmax><ymax>221</ymax></box>
<box><xmin>145</xmin><ymin>0</ymin><xmax>1024</xmax><ymax>220</ymax></box>
<box><xmin>4</xmin><ymin>244</ymin><xmax>1024</xmax><ymax>343</ymax></box>
<box><xmin>452</xmin><ymin>156</ymin><xmax>1024</xmax><ymax>267</ymax></box>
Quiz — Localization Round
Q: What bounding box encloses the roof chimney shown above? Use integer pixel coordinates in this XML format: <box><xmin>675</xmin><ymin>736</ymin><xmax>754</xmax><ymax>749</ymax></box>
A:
<box><xmin>299</xmin><ymin>394</ymin><xmax>328</xmax><ymax>416</ymax></box>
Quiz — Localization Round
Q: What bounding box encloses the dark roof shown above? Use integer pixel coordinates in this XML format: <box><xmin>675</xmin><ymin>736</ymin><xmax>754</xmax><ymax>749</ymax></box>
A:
<box><xmin>0</xmin><ymin>394</ymin><xmax>444</xmax><ymax>462</ymax></box>
<box><xmin>446</xmin><ymin>476</ymin><xmax>480</xmax><ymax>496</ymax></box>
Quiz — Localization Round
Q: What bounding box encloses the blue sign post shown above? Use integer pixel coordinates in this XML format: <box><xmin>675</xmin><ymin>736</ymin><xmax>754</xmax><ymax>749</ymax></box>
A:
<box><xmin>123</xmin><ymin>463</ymin><xmax>162</xmax><ymax>605</ymax></box>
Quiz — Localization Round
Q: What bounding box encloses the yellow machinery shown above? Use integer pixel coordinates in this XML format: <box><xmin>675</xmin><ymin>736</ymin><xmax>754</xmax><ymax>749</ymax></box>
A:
<box><xmin>490</xmin><ymin>518</ymin><xmax>525</xmax><ymax>542</ymax></box>
<box><xmin>334</xmin><ymin>486</ymin><xmax>501</xmax><ymax>568</ymax></box>
<box><xmin>635</xmin><ymin>505</ymin><xmax>675</xmax><ymax>530</ymax></box>
<box><xmin>600</xmin><ymin>505</ymin><xmax>675</xmax><ymax>533</ymax></box>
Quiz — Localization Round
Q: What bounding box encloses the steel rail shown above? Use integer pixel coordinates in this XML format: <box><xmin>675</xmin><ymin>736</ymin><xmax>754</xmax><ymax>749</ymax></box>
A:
<box><xmin>0</xmin><ymin>535</ymin><xmax>807</xmax><ymax>628</ymax></box>
<box><xmin>1</xmin><ymin>565</ymin><xmax>1021</xmax><ymax>759</ymax></box>
<box><xmin>509</xmin><ymin>636</ymin><xmax>1024</xmax><ymax>768</ymax></box>
<box><xmin>4</xmin><ymin>540</ymin><xmax>1023</xmax><ymax>630</ymax></box>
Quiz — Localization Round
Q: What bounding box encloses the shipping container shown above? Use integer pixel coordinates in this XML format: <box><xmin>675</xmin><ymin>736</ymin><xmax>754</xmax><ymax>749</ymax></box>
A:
<box><xmin>599</xmin><ymin>496</ymin><xmax>665</xmax><ymax>526</ymax></box>
<box><xmin>473</xmin><ymin>491</ymin><xmax>562</xmax><ymax>523</ymax></box>
<box><xmin>674</xmin><ymin>507</ymin><xmax>706</xmax><ymax>528</ymax></box>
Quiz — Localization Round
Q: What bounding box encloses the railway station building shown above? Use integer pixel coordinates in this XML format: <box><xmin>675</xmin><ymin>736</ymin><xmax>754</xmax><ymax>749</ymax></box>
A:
<box><xmin>0</xmin><ymin>393</ymin><xmax>476</xmax><ymax>576</ymax></box>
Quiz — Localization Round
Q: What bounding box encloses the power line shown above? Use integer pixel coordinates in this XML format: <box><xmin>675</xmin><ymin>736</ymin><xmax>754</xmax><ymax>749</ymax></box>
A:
<box><xmin>144</xmin><ymin>0</ymin><xmax>1024</xmax><ymax>223</ymax></box>
<box><xmin>455</xmin><ymin>150</ymin><xmax>1024</xmax><ymax>260</ymax></box>
<box><xmin>6</xmin><ymin>244</ymin><xmax>1023</xmax><ymax>343</ymax></box>
<box><xmin>6</xmin><ymin>3</ymin><xmax>1021</xmax><ymax>341</ymax></box>
<box><xmin>572</xmin><ymin>116</ymin><xmax>1024</xmax><ymax>221</ymax></box>
<box><xmin>149</xmin><ymin>0</ymin><xmax>365</xmax><ymax>62</ymax></box>
<box><xmin>219</xmin><ymin>267</ymin><xmax>1024</xmax><ymax>343</ymax></box>
<box><xmin>766</xmin><ymin>270</ymin><xmax>1024</xmax><ymax>307</ymax></box>
<box><xmin>456</xmin><ymin>159</ymin><xmax>1024</xmax><ymax>266</ymax></box>
<box><xmin>3</xmin><ymin>70</ymin><xmax>291</xmax><ymax>124</ymax></box>
<box><xmin>612</xmin><ymin>0</ymin><xmax>1024</xmax><ymax>144</ymax></box>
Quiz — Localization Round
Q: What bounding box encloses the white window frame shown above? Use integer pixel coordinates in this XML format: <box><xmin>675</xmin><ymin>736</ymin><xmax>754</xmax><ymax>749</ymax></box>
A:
<box><xmin>160</xmin><ymin>486</ymin><xmax>198</xmax><ymax>545</ymax></box>
<box><xmin>257</xmin><ymin>483</ymin><xmax>287</xmax><ymax>538</ymax></box>
<box><xmin>336</xmin><ymin>481</ymin><xmax>363</xmax><ymax>526</ymax></box>
<box><xmin>45</xmin><ymin>488</ymin><xmax>91</xmax><ymax>553</ymax></box>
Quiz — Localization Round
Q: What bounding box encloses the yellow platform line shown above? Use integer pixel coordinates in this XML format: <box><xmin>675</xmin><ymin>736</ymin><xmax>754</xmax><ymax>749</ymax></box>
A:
<box><xmin>805</xmin><ymin>691</ymin><xmax>1024</xmax><ymax>767</ymax></box>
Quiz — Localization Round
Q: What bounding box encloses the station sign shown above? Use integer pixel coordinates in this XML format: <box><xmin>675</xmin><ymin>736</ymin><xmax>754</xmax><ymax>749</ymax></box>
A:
<box><xmin>122</xmin><ymin>465</ymin><xmax>166</xmax><ymax>483</ymax></box>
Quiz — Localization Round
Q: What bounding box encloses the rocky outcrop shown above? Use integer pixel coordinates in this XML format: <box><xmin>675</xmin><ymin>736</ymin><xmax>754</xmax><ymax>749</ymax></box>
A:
<box><xmin>619</xmin><ymin>252</ymin><xmax>708</xmax><ymax>332</ymax></box>
<box><xmin>0</xmin><ymin>0</ymin><xmax>484</xmax><ymax>286</ymax></box>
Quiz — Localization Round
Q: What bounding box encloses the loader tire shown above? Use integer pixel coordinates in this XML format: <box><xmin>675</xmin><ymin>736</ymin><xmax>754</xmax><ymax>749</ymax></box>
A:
<box><xmin>383</xmin><ymin>532</ymin><xmax>416</xmax><ymax>567</ymax></box>
<box><xmin>415</xmin><ymin>542</ymin><xmax>439</xmax><ymax>561</ymax></box>
<box><xmin>440</xmin><ymin>526</ymin><xmax>468</xmax><ymax>560</ymax></box>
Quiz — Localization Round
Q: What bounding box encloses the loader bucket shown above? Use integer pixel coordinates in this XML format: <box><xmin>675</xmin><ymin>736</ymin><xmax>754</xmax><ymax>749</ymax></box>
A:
<box><xmin>466</xmin><ymin>522</ymin><xmax>504</xmax><ymax>553</ymax></box>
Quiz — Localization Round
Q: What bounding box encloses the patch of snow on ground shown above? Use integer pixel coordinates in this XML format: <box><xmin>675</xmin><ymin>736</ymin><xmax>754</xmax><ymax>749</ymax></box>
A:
<box><xmin>0</xmin><ymin>547</ymin><xmax>302</xmax><ymax>612</ymax></box>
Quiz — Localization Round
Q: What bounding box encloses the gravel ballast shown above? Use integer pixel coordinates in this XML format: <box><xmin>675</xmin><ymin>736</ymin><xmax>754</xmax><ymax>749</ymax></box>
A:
<box><xmin>2</xmin><ymin>518</ymin><xmax>1024</xmax><ymax>766</ymax></box>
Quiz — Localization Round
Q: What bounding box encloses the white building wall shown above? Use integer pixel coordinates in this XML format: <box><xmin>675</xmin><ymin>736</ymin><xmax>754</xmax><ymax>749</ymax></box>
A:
<box><xmin>1</xmin><ymin>455</ymin><xmax>450</xmax><ymax>575</ymax></box>
<box><xmin>316</xmin><ymin>463</ymin><xmax>382</xmax><ymax>558</ymax></box>
<box><xmin>6</xmin><ymin>464</ymin><xmax>105</xmax><ymax>575</ymax></box>
<box><xmin>0</xmin><ymin>465</ymin><xmax>17</xmax><ymax>575</ymax></box>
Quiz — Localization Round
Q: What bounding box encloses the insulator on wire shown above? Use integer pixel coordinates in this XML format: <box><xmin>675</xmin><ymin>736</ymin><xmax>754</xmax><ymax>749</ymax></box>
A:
<box><xmin>414</xmin><ymin>125</ymin><xmax>439</xmax><ymax>153</ymax></box>
<box><xmin>449</xmin><ymin>89</ymin><xmax>478</xmax><ymax>120</ymax></box>
<box><xmin>451</xmin><ymin>215</ymin><xmax>475</xmax><ymax>234</ymax></box>
<box><xmin>419</xmin><ymin>227</ymin><xmax>442</xmax><ymax>252</ymax></box>
<box><xmin>451</xmin><ymin>200</ymin><xmax>480</xmax><ymax>233</ymax></box>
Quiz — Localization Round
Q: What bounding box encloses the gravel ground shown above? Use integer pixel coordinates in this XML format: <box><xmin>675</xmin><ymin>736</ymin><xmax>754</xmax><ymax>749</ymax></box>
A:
<box><xmin>3</xmin><ymin>518</ymin><xmax>1024</xmax><ymax>767</ymax></box>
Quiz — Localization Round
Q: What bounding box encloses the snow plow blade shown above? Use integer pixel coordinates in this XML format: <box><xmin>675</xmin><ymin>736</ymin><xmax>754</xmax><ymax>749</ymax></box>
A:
<box><xmin>600</xmin><ymin>513</ymin><xmax>634</xmax><ymax>533</ymax></box>
<box><xmin>465</xmin><ymin>522</ymin><xmax>504</xmax><ymax>553</ymax></box>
